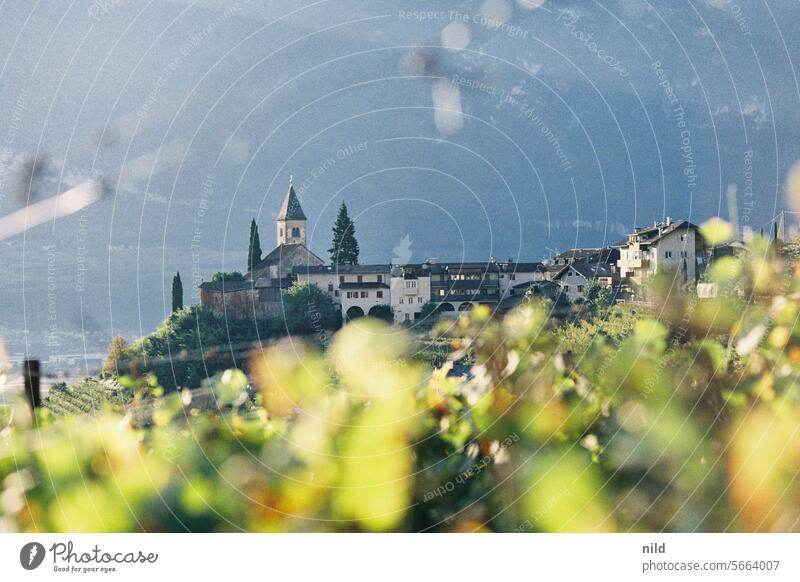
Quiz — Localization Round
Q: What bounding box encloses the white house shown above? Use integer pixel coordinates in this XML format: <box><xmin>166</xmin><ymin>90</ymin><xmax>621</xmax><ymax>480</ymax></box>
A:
<box><xmin>390</xmin><ymin>264</ymin><xmax>432</xmax><ymax>324</ymax></box>
<box><xmin>498</xmin><ymin>261</ymin><xmax>548</xmax><ymax>298</ymax></box>
<box><xmin>616</xmin><ymin>218</ymin><xmax>705</xmax><ymax>286</ymax></box>
<box><xmin>552</xmin><ymin>262</ymin><xmax>617</xmax><ymax>302</ymax></box>
<box><xmin>293</xmin><ymin>264</ymin><xmax>392</xmax><ymax>321</ymax></box>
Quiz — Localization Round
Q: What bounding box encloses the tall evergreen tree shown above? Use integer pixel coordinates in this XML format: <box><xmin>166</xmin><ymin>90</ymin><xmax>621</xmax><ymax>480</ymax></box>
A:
<box><xmin>248</xmin><ymin>218</ymin><xmax>262</xmax><ymax>272</ymax></box>
<box><xmin>171</xmin><ymin>272</ymin><xmax>183</xmax><ymax>312</ymax></box>
<box><xmin>328</xmin><ymin>202</ymin><xmax>360</xmax><ymax>265</ymax></box>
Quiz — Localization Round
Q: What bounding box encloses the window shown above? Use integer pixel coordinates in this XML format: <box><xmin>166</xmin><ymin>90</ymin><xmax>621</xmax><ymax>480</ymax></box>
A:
<box><xmin>665</xmin><ymin>251</ymin><xmax>673</xmax><ymax>258</ymax></box>
<box><xmin>405</xmin><ymin>280</ymin><xmax>417</xmax><ymax>289</ymax></box>
<box><xmin>360</xmin><ymin>291</ymin><xmax>368</xmax><ymax>298</ymax></box>
<box><xmin>334</xmin><ymin>290</ymin><xmax>339</xmax><ymax>297</ymax></box>
<box><xmin>417</xmin><ymin>297</ymin><xmax>423</xmax><ymax>303</ymax></box>
<box><xmin>399</xmin><ymin>297</ymin><xmax>404</xmax><ymax>304</ymax></box>
<box><xmin>291</xmin><ymin>227</ymin><xmax>300</xmax><ymax>238</ymax></box>
<box><xmin>339</xmin><ymin>276</ymin><xmax>345</xmax><ymax>283</ymax></box>
<box><xmin>680</xmin><ymin>234</ymin><xmax>686</xmax><ymax>241</ymax></box>
<box><xmin>346</xmin><ymin>291</ymin><xmax>356</xmax><ymax>299</ymax></box>
<box><xmin>577</xmin><ymin>285</ymin><xmax>584</xmax><ymax>293</ymax></box>
<box><xmin>680</xmin><ymin>251</ymin><xmax>688</xmax><ymax>258</ymax></box>
<box><xmin>405</xmin><ymin>313</ymin><xmax>410</xmax><ymax>321</ymax></box>
<box><xmin>328</xmin><ymin>284</ymin><xmax>334</xmax><ymax>292</ymax></box>
<box><xmin>438</xmin><ymin>289</ymin><xmax>445</xmax><ymax>296</ymax></box>
<box><xmin>279</xmin><ymin>228</ymin><xmax>283</xmax><ymax>237</ymax></box>
<box><xmin>510</xmin><ymin>274</ymin><xmax>516</xmax><ymax>280</ymax></box>
<box><xmin>564</xmin><ymin>285</ymin><xmax>570</xmax><ymax>293</ymax></box>
<box><xmin>357</xmin><ymin>275</ymin><xmax>363</xmax><ymax>283</ymax></box>
<box><xmin>376</xmin><ymin>291</ymin><xmax>383</xmax><ymax>299</ymax></box>
<box><xmin>377</xmin><ymin>275</ymin><xmax>383</xmax><ymax>283</ymax></box>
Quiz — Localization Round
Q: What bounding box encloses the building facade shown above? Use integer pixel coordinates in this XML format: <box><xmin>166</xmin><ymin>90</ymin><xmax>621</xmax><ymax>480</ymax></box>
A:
<box><xmin>616</xmin><ymin>219</ymin><xmax>705</xmax><ymax>286</ymax></box>
<box><xmin>390</xmin><ymin>264</ymin><xmax>431</xmax><ymax>324</ymax></box>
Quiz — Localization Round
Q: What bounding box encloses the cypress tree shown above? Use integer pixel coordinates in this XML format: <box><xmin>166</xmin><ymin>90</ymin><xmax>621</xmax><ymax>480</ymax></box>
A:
<box><xmin>171</xmin><ymin>272</ymin><xmax>183</xmax><ymax>312</ymax></box>
<box><xmin>248</xmin><ymin>218</ymin><xmax>262</xmax><ymax>272</ymax></box>
<box><xmin>328</xmin><ymin>202</ymin><xmax>360</xmax><ymax>265</ymax></box>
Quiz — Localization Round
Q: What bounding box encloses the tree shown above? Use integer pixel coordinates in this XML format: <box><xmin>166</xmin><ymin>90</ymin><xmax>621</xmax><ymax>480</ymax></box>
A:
<box><xmin>211</xmin><ymin>271</ymin><xmax>245</xmax><ymax>283</ymax></box>
<box><xmin>418</xmin><ymin>301</ymin><xmax>442</xmax><ymax>328</ymax></box>
<box><xmin>328</xmin><ymin>202</ymin><xmax>359</xmax><ymax>265</ymax></box>
<box><xmin>584</xmin><ymin>279</ymin><xmax>614</xmax><ymax>314</ymax></box>
<box><xmin>367</xmin><ymin>305</ymin><xmax>393</xmax><ymax>323</ymax></box>
<box><xmin>248</xmin><ymin>219</ymin><xmax>262</xmax><ymax>272</ymax></box>
<box><xmin>282</xmin><ymin>282</ymin><xmax>342</xmax><ymax>335</ymax></box>
<box><xmin>172</xmin><ymin>272</ymin><xmax>183</xmax><ymax>312</ymax></box>
<box><xmin>102</xmin><ymin>335</ymin><xmax>130</xmax><ymax>376</ymax></box>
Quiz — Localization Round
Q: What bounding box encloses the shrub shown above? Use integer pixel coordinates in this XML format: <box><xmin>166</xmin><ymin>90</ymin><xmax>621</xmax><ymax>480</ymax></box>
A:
<box><xmin>211</xmin><ymin>271</ymin><xmax>245</xmax><ymax>283</ymax></box>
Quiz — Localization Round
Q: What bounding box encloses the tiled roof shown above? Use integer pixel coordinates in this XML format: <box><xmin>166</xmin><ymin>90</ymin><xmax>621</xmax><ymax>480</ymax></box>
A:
<box><xmin>428</xmin><ymin>262</ymin><xmax>501</xmax><ymax>274</ymax></box>
<box><xmin>293</xmin><ymin>263</ymin><xmax>391</xmax><ymax>275</ymax></box>
<box><xmin>554</xmin><ymin>261</ymin><xmax>615</xmax><ymax>280</ymax></box>
<box><xmin>620</xmin><ymin>220</ymin><xmax>701</xmax><ymax>246</ymax></box>
<box><xmin>199</xmin><ymin>280</ymin><xmax>255</xmax><ymax>292</ymax></box>
<box><xmin>512</xmin><ymin>280</ymin><xmax>558</xmax><ymax>291</ymax></box>
<box><xmin>552</xmin><ymin>247</ymin><xmax>619</xmax><ymax>263</ymax></box>
<box><xmin>501</xmin><ymin>262</ymin><xmax>545</xmax><ymax>272</ymax></box>
<box><xmin>253</xmin><ymin>243</ymin><xmax>324</xmax><ymax>271</ymax></box>
<box><xmin>339</xmin><ymin>282</ymin><xmax>390</xmax><ymax>290</ymax></box>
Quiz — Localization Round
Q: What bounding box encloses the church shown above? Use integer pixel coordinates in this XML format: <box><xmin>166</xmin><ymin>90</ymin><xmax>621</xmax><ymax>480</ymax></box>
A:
<box><xmin>198</xmin><ymin>179</ymin><xmax>323</xmax><ymax>318</ymax></box>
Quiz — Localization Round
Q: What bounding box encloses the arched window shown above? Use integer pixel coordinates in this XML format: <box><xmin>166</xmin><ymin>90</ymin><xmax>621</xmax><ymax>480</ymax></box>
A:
<box><xmin>291</xmin><ymin>227</ymin><xmax>300</xmax><ymax>238</ymax></box>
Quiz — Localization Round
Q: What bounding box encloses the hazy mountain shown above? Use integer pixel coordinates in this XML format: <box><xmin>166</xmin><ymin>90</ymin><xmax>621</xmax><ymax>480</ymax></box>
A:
<box><xmin>0</xmin><ymin>0</ymin><xmax>798</xmax><ymax>355</ymax></box>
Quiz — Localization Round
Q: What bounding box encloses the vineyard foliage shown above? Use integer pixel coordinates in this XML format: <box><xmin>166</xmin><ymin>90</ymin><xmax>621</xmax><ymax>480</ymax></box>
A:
<box><xmin>1</xmin><ymin>223</ymin><xmax>799</xmax><ymax>532</ymax></box>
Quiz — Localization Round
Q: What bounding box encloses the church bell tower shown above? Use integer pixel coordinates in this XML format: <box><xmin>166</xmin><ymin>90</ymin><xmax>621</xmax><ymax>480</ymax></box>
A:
<box><xmin>276</xmin><ymin>177</ymin><xmax>307</xmax><ymax>246</ymax></box>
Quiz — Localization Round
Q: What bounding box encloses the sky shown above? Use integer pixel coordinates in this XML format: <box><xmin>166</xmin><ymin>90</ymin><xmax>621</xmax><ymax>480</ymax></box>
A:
<box><xmin>0</xmin><ymin>0</ymin><xmax>798</xmax><ymax>358</ymax></box>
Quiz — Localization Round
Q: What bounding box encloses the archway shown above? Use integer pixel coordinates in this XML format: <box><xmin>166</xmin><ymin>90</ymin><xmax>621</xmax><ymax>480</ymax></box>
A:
<box><xmin>346</xmin><ymin>306</ymin><xmax>364</xmax><ymax>321</ymax></box>
<box><xmin>458</xmin><ymin>302</ymin><xmax>473</xmax><ymax>311</ymax></box>
<box><xmin>439</xmin><ymin>302</ymin><xmax>455</xmax><ymax>312</ymax></box>
<box><xmin>368</xmin><ymin>305</ymin><xmax>393</xmax><ymax>323</ymax></box>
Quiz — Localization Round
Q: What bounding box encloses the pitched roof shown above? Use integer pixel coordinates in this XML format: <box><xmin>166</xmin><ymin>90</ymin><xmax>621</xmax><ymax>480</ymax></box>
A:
<box><xmin>199</xmin><ymin>280</ymin><xmax>255</xmax><ymax>293</ymax></box>
<box><xmin>552</xmin><ymin>261</ymin><xmax>615</xmax><ymax>280</ymax></box>
<box><xmin>619</xmin><ymin>219</ymin><xmax>701</xmax><ymax>246</ymax></box>
<box><xmin>276</xmin><ymin>181</ymin><xmax>307</xmax><ymax>221</ymax></box>
<box><xmin>552</xmin><ymin>247</ymin><xmax>619</xmax><ymax>263</ymax></box>
<box><xmin>501</xmin><ymin>261</ymin><xmax>545</xmax><ymax>273</ymax></box>
<box><xmin>293</xmin><ymin>264</ymin><xmax>391</xmax><ymax>275</ymax></box>
<box><xmin>512</xmin><ymin>279</ymin><xmax>558</xmax><ymax>291</ymax></box>
<box><xmin>339</xmin><ymin>282</ymin><xmax>390</xmax><ymax>290</ymax></box>
<box><xmin>427</xmin><ymin>261</ymin><xmax>501</xmax><ymax>274</ymax></box>
<box><xmin>254</xmin><ymin>243</ymin><xmax>324</xmax><ymax>270</ymax></box>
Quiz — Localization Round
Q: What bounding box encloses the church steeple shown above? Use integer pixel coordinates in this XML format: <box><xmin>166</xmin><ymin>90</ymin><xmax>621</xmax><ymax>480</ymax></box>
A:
<box><xmin>276</xmin><ymin>177</ymin><xmax>307</xmax><ymax>246</ymax></box>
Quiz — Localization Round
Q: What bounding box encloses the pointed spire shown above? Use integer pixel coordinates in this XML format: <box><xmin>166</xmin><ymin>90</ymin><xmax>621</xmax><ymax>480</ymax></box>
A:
<box><xmin>276</xmin><ymin>177</ymin><xmax>306</xmax><ymax>221</ymax></box>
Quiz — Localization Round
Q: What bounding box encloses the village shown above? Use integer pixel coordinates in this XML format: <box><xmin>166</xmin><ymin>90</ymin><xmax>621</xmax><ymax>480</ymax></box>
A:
<box><xmin>198</xmin><ymin>179</ymin><xmax>761</xmax><ymax>325</ymax></box>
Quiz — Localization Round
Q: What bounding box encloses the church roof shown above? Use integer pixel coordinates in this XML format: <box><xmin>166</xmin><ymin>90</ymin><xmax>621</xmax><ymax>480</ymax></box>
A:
<box><xmin>248</xmin><ymin>243</ymin><xmax>324</xmax><ymax>276</ymax></box>
<box><xmin>276</xmin><ymin>181</ymin><xmax>307</xmax><ymax>221</ymax></box>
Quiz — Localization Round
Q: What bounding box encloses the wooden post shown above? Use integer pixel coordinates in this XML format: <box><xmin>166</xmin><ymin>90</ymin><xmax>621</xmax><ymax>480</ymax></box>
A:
<box><xmin>23</xmin><ymin>359</ymin><xmax>41</xmax><ymax>410</ymax></box>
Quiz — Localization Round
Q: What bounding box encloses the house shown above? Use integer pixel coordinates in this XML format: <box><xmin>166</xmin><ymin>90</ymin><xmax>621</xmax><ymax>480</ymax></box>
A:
<box><xmin>429</xmin><ymin>260</ymin><xmax>502</xmax><ymax>313</ymax></box>
<box><xmin>390</xmin><ymin>264</ymin><xmax>432</xmax><ymax>324</ymax></box>
<box><xmin>294</xmin><ymin>264</ymin><xmax>392</xmax><ymax>321</ymax></box>
<box><xmin>616</xmin><ymin>218</ymin><xmax>705</xmax><ymax>286</ymax></box>
<box><xmin>498</xmin><ymin>261</ymin><xmax>548</xmax><ymax>298</ymax></box>
<box><xmin>198</xmin><ymin>278</ymin><xmax>284</xmax><ymax>318</ymax></box>
<box><xmin>551</xmin><ymin>261</ymin><xmax>618</xmax><ymax>302</ymax></box>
